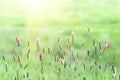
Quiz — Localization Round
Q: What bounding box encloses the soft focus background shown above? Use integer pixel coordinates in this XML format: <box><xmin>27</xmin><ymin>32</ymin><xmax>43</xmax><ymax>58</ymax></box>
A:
<box><xmin>0</xmin><ymin>0</ymin><xmax>120</xmax><ymax>56</ymax></box>
<box><xmin>0</xmin><ymin>0</ymin><xmax>120</xmax><ymax>79</ymax></box>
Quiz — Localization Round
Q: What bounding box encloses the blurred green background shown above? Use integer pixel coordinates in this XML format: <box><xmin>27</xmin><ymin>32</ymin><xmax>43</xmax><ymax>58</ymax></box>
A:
<box><xmin>0</xmin><ymin>0</ymin><xmax>120</xmax><ymax>80</ymax></box>
<box><xmin>0</xmin><ymin>0</ymin><xmax>120</xmax><ymax>59</ymax></box>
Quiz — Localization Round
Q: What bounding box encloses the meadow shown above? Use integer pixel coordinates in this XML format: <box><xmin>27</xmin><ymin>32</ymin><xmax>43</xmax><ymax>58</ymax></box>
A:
<box><xmin>0</xmin><ymin>0</ymin><xmax>120</xmax><ymax>80</ymax></box>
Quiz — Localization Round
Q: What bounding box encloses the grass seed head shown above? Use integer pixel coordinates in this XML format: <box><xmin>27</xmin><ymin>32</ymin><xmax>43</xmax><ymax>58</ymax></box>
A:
<box><xmin>64</xmin><ymin>61</ymin><xmax>66</xmax><ymax>68</ymax></box>
<box><xmin>26</xmin><ymin>72</ymin><xmax>29</xmax><ymax>78</ymax></box>
<box><xmin>16</xmin><ymin>36</ymin><xmax>21</xmax><ymax>47</ymax></box>
<box><xmin>83</xmin><ymin>76</ymin><xmax>86</xmax><ymax>80</ymax></box>
<box><xmin>113</xmin><ymin>57</ymin><xmax>115</xmax><ymax>61</ymax></box>
<box><xmin>83</xmin><ymin>63</ymin><xmax>86</xmax><ymax>70</ymax></box>
<box><xmin>5</xmin><ymin>63</ymin><xmax>8</xmax><ymax>72</ymax></box>
<box><xmin>94</xmin><ymin>46</ymin><xmax>98</xmax><ymax>59</ymax></box>
<box><xmin>67</xmin><ymin>39</ymin><xmax>71</xmax><ymax>51</ymax></box>
<box><xmin>60</xmin><ymin>58</ymin><xmax>64</xmax><ymax>65</ymax></box>
<box><xmin>81</xmin><ymin>40</ymin><xmax>85</xmax><ymax>48</ymax></box>
<box><xmin>71</xmin><ymin>31</ymin><xmax>75</xmax><ymax>44</ymax></box>
<box><xmin>102</xmin><ymin>42</ymin><xmax>110</xmax><ymax>54</ymax></box>
<box><xmin>98</xmin><ymin>64</ymin><xmax>101</xmax><ymax>70</ymax></box>
<box><xmin>58</xmin><ymin>36</ymin><xmax>60</xmax><ymax>43</ymax></box>
<box><xmin>87</xmin><ymin>49</ymin><xmax>90</xmax><ymax>56</ymax></box>
<box><xmin>23</xmin><ymin>74</ymin><xmax>25</xmax><ymax>79</ymax></box>
<box><xmin>67</xmin><ymin>42</ymin><xmax>70</xmax><ymax>50</ymax></box>
<box><xmin>93</xmin><ymin>38</ymin><xmax>95</xmax><ymax>47</ymax></box>
<box><xmin>87</xmin><ymin>24</ymin><xmax>90</xmax><ymax>32</ymax></box>
<box><xmin>27</xmin><ymin>48</ymin><xmax>30</xmax><ymax>59</ymax></box>
<box><xmin>2</xmin><ymin>55</ymin><xmax>5</xmax><ymax>61</ymax></box>
<box><xmin>36</xmin><ymin>38</ymin><xmax>40</xmax><ymax>51</ymax></box>
<box><xmin>74</xmin><ymin>66</ymin><xmax>77</xmax><ymax>71</ymax></box>
<box><xmin>94</xmin><ymin>61</ymin><xmax>97</xmax><ymax>66</ymax></box>
<box><xmin>18</xmin><ymin>56</ymin><xmax>21</xmax><ymax>63</ymax></box>
<box><xmin>99</xmin><ymin>42</ymin><xmax>102</xmax><ymax>50</ymax></box>
<box><xmin>48</xmin><ymin>47</ymin><xmax>50</xmax><ymax>53</ymax></box>
<box><xmin>39</xmin><ymin>54</ymin><xmax>42</xmax><ymax>62</ymax></box>
<box><xmin>43</xmin><ymin>48</ymin><xmax>45</xmax><ymax>53</ymax></box>
<box><xmin>24</xmin><ymin>64</ymin><xmax>29</xmax><ymax>70</ymax></box>
<box><xmin>112</xmin><ymin>65</ymin><xmax>116</xmax><ymax>74</ymax></box>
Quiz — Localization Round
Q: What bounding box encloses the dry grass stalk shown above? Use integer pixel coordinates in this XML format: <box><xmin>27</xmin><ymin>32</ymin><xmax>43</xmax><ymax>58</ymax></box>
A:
<box><xmin>16</xmin><ymin>36</ymin><xmax>21</xmax><ymax>47</ymax></box>
<box><xmin>102</xmin><ymin>42</ymin><xmax>110</xmax><ymax>54</ymax></box>
<box><xmin>60</xmin><ymin>58</ymin><xmax>64</xmax><ymax>65</ymax></box>
<box><xmin>18</xmin><ymin>56</ymin><xmax>22</xmax><ymax>67</ymax></box>
<box><xmin>81</xmin><ymin>40</ymin><xmax>85</xmax><ymax>48</ymax></box>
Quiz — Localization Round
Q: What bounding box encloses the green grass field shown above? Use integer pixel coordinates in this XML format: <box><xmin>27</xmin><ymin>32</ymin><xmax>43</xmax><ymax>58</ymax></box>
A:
<box><xmin>0</xmin><ymin>0</ymin><xmax>120</xmax><ymax>80</ymax></box>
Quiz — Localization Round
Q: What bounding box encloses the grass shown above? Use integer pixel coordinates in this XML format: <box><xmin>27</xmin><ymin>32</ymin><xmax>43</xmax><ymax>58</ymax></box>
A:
<box><xmin>0</xmin><ymin>0</ymin><xmax>120</xmax><ymax>80</ymax></box>
<box><xmin>0</xmin><ymin>27</ymin><xmax>120</xmax><ymax>80</ymax></box>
